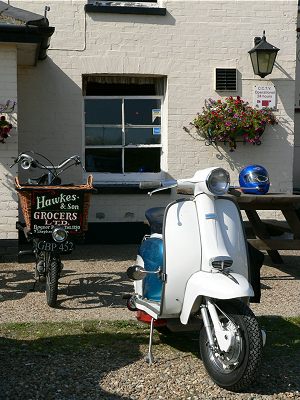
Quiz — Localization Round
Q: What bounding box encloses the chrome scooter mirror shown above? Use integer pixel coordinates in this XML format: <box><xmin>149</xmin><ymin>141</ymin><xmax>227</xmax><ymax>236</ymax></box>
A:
<box><xmin>127</xmin><ymin>265</ymin><xmax>147</xmax><ymax>280</ymax></box>
<box><xmin>127</xmin><ymin>265</ymin><xmax>162</xmax><ymax>280</ymax></box>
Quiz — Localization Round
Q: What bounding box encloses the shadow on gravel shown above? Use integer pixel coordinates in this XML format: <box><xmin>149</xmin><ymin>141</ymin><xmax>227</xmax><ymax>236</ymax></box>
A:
<box><xmin>0</xmin><ymin>268</ymin><xmax>38</xmax><ymax>301</ymax></box>
<box><xmin>0</xmin><ymin>268</ymin><xmax>132</xmax><ymax>309</ymax></box>
<box><xmin>263</xmin><ymin>255</ymin><xmax>300</xmax><ymax>280</ymax></box>
<box><xmin>57</xmin><ymin>271</ymin><xmax>132</xmax><ymax>310</ymax></box>
<box><xmin>0</xmin><ymin>330</ymin><xmax>144</xmax><ymax>399</ymax></box>
<box><xmin>64</xmin><ymin>244</ymin><xmax>138</xmax><ymax>263</ymax></box>
<box><xmin>0</xmin><ymin>244</ymin><xmax>136</xmax><ymax>306</ymax></box>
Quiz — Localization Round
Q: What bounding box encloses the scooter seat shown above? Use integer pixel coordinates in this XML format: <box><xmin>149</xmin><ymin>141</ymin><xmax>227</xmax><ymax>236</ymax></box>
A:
<box><xmin>145</xmin><ymin>207</ymin><xmax>165</xmax><ymax>234</ymax></box>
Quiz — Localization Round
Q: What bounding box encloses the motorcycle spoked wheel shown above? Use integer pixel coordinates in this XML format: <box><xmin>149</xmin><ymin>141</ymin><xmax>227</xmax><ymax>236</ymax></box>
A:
<box><xmin>45</xmin><ymin>259</ymin><xmax>60</xmax><ymax>308</ymax></box>
<box><xmin>199</xmin><ymin>300</ymin><xmax>262</xmax><ymax>392</ymax></box>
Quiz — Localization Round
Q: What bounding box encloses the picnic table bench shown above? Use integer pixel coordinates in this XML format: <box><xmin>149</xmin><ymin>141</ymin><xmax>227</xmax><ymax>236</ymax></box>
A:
<box><xmin>233</xmin><ymin>193</ymin><xmax>300</xmax><ymax>264</ymax></box>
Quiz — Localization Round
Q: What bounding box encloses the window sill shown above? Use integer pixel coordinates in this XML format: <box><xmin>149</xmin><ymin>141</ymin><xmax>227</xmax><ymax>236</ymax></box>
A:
<box><xmin>85</xmin><ymin>3</ymin><xmax>166</xmax><ymax>16</ymax></box>
<box><xmin>93</xmin><ymin>182</ymin><xmax>171</xmax><ymax>194</ymax></box>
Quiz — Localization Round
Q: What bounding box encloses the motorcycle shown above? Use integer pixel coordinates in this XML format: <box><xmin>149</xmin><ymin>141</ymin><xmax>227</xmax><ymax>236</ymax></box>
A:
<box><xmin>126</xmin><ymin>167</ymin><xmax>264</xmax><ymax>392</ymax></box>
<box><xmin>11</xmin><ymin>151</ymin><xmax>94</xmax><ymax>307</ymax></box>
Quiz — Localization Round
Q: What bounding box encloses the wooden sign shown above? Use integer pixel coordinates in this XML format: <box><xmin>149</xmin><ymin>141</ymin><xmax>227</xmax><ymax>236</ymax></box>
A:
<box><xmin>31</xmin><ymin>190</ymin><xmax>84</xmax><ymax>235</ymax></box>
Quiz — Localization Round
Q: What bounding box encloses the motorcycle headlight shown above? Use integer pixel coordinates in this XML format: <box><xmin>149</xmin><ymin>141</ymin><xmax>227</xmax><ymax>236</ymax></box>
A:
<box><xmin>52</xmin><ymin>227</ymin><xmax>68</xmax><ymax>243</ymax></box>
<box><xmin>206</xmin><ymin>168</ymin><xmax>230</xmax><ymax>196</ymax></box>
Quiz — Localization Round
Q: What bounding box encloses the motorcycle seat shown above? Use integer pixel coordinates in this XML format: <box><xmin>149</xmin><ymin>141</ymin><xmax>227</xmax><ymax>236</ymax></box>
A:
<box><xmin>145</xmin><ymin>207</ymin><xmax>165</xmax><ymax>234</ymax></box>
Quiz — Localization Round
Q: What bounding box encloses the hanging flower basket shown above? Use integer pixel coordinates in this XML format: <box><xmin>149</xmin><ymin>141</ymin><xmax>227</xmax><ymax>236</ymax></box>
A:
<box><xmin>185</xmin><ymin>96</ymin><xmax>278</xmax><ymax>151</ymax></box>
<box><xmin>0</xmin><ymin>115</ymin><xmax>13</xmax><ymax>143</ymax></box>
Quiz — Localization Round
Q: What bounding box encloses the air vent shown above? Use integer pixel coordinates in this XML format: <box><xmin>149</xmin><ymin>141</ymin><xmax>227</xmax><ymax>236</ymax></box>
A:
<box><xmin>211</xmin><ymin>259</ymin><xmax>233</xmax><ymax>270</ymax></box>
<box><xmin>215</xmin><ymin>68</ymin><xmax>237</xmax><ymax>91</ymax></box>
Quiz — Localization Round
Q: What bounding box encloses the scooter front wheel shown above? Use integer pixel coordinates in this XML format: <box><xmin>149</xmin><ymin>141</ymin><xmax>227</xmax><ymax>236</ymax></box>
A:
<box><xmin>199</xmin><ymin>300</ymin><xmax>262</xmax><ymax>392</ymax></box>
<box><xmin>45</xmin><ymin>259</ymin><xmax>60</xmax><ymax>308</ymax></box>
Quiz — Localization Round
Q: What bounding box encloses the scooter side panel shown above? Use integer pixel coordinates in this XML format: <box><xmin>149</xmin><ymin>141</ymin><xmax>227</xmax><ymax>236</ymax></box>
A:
<box><xmin>215</xmin><ymin>198</ymin><xmax>249</xmax><ymax>280</ymax></box>
<box><xmin>162</xmin><ymin>200</ymin><xmax>201</xmax><ymax>316</ymax></box>
<box><xmin>140</xmin><ymin>237</ymin><xmax>164</xmax><ymax>302</ymax></box>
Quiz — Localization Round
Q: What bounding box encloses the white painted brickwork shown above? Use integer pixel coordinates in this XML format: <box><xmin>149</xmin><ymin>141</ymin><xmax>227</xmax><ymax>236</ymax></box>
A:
<box><xmin>12</xmin><ymin>0</ymin><xmax>298</xmax><ymax>223</ymax></box>
<box><xmin>0</xmin><ymin>46</ymin><xmax>18</xmax><ymax>241</ymax></box>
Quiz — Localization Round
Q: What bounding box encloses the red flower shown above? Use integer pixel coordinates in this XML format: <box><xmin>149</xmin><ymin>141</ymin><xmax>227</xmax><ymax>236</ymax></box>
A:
<box><xmin>0</xmin><ymin>115</ymin><xmax>13</xmax><ymax>143</ymax></box>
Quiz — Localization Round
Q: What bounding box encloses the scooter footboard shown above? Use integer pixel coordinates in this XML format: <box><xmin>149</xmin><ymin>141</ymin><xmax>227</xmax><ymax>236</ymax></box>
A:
<box><xmin>180</xmin><ymin>271</ymin><xmax>254</xmax><ymax>324</ymax></box>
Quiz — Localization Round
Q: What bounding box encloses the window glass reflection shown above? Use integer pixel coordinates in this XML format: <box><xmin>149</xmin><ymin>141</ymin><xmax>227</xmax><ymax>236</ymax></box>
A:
<box><xmin>125</xmin><ymin>128</ymin><xmax>161</xmax><ymax>145</ymax></box>
<box><xmin>125</xmin><ymin>99</ymin><xmax>161</xmax><ymax>125</ymax></box>
<box><xmin>124</xmin><ymin>148</ymin><xmax>161</xmax><ymax>172</ymax></box>
<box><xmin>85</xmin><ymin>99</ymin><xmax>122</xmax><ymax>124</ymax></box>
<box><xmin>85</xmin><ymin>127</ymin><xmax>122</xmax><ymax>145</ymax></box>
<box><xmin>85</xmin><ymin>149</ymin><xmax>122</xmax><ymax>173</ymax></box>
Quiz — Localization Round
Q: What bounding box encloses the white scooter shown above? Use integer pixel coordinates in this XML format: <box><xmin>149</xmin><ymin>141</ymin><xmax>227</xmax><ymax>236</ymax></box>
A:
<box><xmin>126</xmin><ymin>167</ymin><xmax>264</xmax><ymax>392</ymax></box>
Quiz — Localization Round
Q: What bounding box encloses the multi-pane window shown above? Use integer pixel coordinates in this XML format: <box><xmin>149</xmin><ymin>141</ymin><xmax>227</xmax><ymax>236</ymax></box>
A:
<box><xmin>84</xmin><ymin>96</ymin><xmax>162</xmax><ymax>175</ymax></box>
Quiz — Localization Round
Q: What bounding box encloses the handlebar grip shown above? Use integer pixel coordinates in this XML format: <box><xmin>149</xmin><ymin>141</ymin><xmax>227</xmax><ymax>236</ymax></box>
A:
<box><xmin>228</xmin><ymin>187</ymin><xmax>242</xmax><ymax>197</ymax></box>
<box><xmin>176</xmin><ymin>180</ymin><xmax>195</xmax><ymax>195</ymax></box>
<box><xmin>139</xmin><ymin>181</ymin><xmax>161</xmax><ymax>190</ymax></box>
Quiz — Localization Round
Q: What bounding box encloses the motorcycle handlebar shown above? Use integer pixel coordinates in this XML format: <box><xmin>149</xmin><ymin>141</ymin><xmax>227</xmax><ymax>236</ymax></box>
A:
<box><xmin>10</xmin><ymin>152</ymin><xmax>82</xmax><ymax>171</ymax></box>
<box><xmin>41</xmin><ymin>155</ymin><xmax>82</xmax><ymax>171</ymax></box>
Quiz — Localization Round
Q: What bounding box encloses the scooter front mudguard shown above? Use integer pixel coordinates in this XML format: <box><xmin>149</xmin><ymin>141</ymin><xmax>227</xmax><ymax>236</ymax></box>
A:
<box><xmin>180</xmin><ymin>271</ymin><xmax>254</xmax><ymax>325</ymax></box>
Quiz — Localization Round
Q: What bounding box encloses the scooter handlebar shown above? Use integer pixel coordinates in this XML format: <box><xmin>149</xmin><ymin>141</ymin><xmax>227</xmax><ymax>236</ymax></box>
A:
<box><xmin>177</xmin><ymin>179</ymin><xmax>195</xmax><ymax>195</ymax></box>
<box><xmin>146</xmin><ymin>180</ymin><xmax>178</xmax><ymax>196</ymax></box>
<box><xmin>139</xmin><ymin>181</ymin><xmax>161</xmax><ymax>190</ymax></box>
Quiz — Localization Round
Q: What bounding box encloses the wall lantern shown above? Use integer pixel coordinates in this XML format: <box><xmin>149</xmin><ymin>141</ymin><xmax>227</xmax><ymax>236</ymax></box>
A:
<box><xmin>248</xmin><ymin>31</ymin><xmax>279</xmax><ymax>78</ymax></box>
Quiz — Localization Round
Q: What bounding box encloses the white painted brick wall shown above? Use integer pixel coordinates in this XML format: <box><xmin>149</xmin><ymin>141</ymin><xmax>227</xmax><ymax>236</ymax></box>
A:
<box><xmin>12</xmin><ymin>0</ymin><xmax>298</xmax><ymax>223</ymax></box>
<box><xmin>0</xmin><ymin>45</ymin><xmax>18</xmax><ymax>240</ymax></box>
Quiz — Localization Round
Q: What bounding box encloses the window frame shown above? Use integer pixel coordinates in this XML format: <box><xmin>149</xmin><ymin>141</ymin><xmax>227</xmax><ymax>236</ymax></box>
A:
<box><xmin>83</xmin><ymin>95</ymin><xmax>165</xmax><ymax>183</ymax></box>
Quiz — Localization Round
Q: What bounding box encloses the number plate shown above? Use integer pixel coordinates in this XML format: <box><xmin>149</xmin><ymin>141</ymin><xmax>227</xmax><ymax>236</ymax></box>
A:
<box><xmin>36</xmin><ymin>241</ymin><xmax>74</xmax><ymax>252</ymax></box>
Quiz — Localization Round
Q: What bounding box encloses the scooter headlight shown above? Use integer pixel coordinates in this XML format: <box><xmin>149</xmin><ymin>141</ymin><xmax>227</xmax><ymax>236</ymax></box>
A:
<box><xmin>206</xmin><ymin>168</ymin><xmax>230</xmax><ymax>196</ymax></box>
<box><xmin>52</xmin><ymin>227</ymin><xmax>68</xmax><ymax>243</ymax></box>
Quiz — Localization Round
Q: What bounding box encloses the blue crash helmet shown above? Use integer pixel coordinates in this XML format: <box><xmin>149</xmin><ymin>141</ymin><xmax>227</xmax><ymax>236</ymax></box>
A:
<box><xmin>239</xmin><ymin>165</ymin><xmax>270</xmax><ymax>195</ymax></box>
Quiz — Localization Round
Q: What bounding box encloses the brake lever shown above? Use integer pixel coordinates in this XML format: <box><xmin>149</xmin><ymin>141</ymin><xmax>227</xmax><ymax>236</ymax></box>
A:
<box><xmin>9</xmin><ymin>159</ymin><xmax>17</xmax><ymax>168</ymax></box>
<box><xmin>74</xmin><ymin>156</ymin><xmax>81</xmax><ymax>165</ymax></box>
<box><xmin>10</xmin><ymin>152</ymin><xmax>24</xmax><ymax>168</ymax></box>
<box><xmin>9</xmin><ymin>152</ymin><xmax>30</xmax><ymax>168</ymax></box>
<box><xmin>148</xmin><ymin>183</ymin><xmax>177</xmax><ymax>197</ymax></box>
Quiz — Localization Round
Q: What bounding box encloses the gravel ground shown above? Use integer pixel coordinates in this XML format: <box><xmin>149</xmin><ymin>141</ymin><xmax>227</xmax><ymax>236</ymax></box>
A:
<box><xmin>0</xmin><ymin>245</ymin><xmax>137</xmax><ymax>323</ymax></box>
<box><xmin>0</xmin><ymin>245</ymin><xmax>299</xmax><ymax>399</ymax></box>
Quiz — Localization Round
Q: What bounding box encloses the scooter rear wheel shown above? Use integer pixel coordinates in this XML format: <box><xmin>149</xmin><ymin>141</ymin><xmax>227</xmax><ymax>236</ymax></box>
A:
<box><xmin>199</xmin><ymin>300</ymin><xmax>262</xmax><ymax>392</ymax></box>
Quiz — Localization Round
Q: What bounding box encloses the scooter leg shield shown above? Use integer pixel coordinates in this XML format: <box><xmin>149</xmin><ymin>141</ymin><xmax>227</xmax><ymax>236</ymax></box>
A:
<box><xmin>180</xmin><ymin>271</ymin><xmax>254</xmax><ymax>325</ymax></box>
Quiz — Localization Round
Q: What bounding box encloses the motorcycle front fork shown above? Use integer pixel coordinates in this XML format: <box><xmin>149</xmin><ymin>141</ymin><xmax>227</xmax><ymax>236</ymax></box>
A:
<box><xmin>200</xmin><ymin>297</ymin><xmax>266</xmax><ymax>350</ymax></box>
<box><xmin>200</xmin><ymin>297</ymin><xmax>238</xmax><ymax>353</ymax></box>
<box><xmin>31</xmin><ymin>251</ymin><xmax>62</xmax><ymax>291</ymax></box>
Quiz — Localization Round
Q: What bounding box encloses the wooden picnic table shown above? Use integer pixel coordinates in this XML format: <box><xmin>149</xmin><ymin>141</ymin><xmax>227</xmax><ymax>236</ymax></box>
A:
<box><xmin>233</xmin><ymin>193</ymin><xmax>300</xmax><ymax>264</ymax></box>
